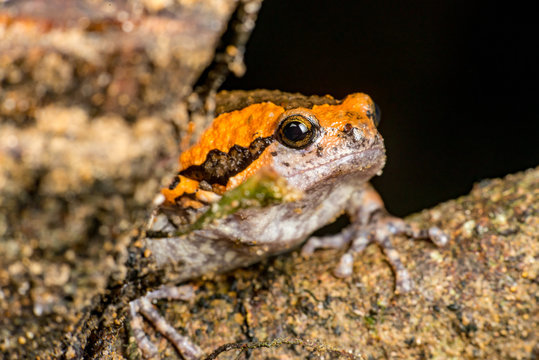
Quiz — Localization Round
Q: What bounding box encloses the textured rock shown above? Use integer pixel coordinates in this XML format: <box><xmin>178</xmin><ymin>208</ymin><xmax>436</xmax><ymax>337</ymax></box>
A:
<box><xmin>62</xmin><ymin>168</ymin><xmax>539</xmax><ymax>359</ymax></box>
<box><xmin>152</xmin><ymin>167</ymin><xmax>537</xmax><ymax>359</ymax></box>
<box><xmin>0</xmin><ymin>0</ymin><xmax>241</xmax><ymax>358</ymax></box>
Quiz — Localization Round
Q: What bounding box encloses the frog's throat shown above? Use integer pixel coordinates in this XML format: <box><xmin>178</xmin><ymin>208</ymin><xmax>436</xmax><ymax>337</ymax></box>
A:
<box><xmin>287</xmin><ymin>146</ymin><xmax>386</xmax><ymax>188</ymax></box>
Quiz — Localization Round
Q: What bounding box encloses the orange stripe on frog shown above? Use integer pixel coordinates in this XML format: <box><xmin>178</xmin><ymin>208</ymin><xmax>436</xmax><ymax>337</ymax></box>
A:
<box><xmin>161</xmin><ymin>175</ymin><xmax>200</xmax><ymax>205</ymax></box>
<box><xmin>311</xmin><ymin>93</ymin><xmax>377</xmax><ymax>133</ymax></box>
<box><xmin>163</xmin><ymin>93</ymin><xmax>378</xmax><ymax>204</ymax></box>
<box><xmin>178</xmin><ymin>102</ymin><xmax>285</xmax><ymax>170</ymax></box>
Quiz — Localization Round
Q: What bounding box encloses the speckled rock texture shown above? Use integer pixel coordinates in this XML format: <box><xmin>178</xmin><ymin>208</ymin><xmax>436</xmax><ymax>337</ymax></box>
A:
<box><xmin>0</xmin><ymin>0</ymin><xmax>240</xmax><ymax>358</ymax></box>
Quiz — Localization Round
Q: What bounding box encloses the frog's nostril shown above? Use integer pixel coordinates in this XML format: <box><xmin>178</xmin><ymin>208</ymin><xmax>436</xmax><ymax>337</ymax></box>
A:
<box><xmin>351</xmin><ymin>127</ymin><xmax>364</xmax><ymax>142</ymax></box>
<box><xmin>343</xmin><ymin>123</ymin><xmax>353</xmax><ymax>133</ymax></box>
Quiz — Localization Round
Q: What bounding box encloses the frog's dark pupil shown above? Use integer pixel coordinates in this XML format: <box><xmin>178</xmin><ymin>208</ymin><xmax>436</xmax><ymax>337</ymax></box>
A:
<box><xmin>283</xmin><ymin>121</ymin><xmax>309</xmax><ymax>142</ymax></box>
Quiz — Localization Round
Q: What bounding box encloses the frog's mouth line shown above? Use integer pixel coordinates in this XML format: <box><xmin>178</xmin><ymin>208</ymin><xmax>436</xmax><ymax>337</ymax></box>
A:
<box><xmin>287</xmin><ymin>145</ymin><xmax>386</xmax><ymax>183</ymax></box>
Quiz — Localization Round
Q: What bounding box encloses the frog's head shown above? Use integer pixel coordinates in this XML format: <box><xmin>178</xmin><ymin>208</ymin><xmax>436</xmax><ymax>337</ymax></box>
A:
<box><xmin>163</xmin><ymin>92</ymin><xmax>386</xmax><ymax>205</ymax></box>
<box><xmin>268</xmin><ymin>93</ymin><xmax>386</xmax><ymax>191</ymax></box>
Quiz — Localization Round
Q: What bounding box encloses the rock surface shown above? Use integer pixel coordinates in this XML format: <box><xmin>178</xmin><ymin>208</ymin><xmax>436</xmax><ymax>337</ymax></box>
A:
<box><xmin>141</xmin><ymin>167</ymin><xmax>538</xmax><ymax>359</ymax></box>
<box><xmin>0</xmin><ymin>0</ymin><xmax>241</xmax><ymax>358</ymax></box>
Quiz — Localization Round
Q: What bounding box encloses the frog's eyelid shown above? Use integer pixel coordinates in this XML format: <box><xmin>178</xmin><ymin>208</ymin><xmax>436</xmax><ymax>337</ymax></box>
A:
<box><xmin>277</xmin><ymin>109</ymin><xmax>320</xmax><ymax>128</ymax></box>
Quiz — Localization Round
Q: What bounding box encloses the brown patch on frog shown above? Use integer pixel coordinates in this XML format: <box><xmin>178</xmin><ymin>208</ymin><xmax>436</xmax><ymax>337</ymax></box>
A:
<box><xmin>215</xmin><ymin>89</ymin><xmax>339</xmax><ymax>116</ymax></box>
<box><xmin>180</xmin><ymin>136</ymin><xmax>274</xmax><ymax>186</ymax></box>
<box><xmin>198</xmin><ymin>180</ymin><xmax>212</xmax><ymax>191</ymax></box>
<box><xmin>316</xmin><ymin>146</ymin><xmax>324</xmax><ymax>157</ymax></box>
<box><xmin>225</xmin><ymin>150</ymin><xmax>275</xmax><ymax>190</ymax></box>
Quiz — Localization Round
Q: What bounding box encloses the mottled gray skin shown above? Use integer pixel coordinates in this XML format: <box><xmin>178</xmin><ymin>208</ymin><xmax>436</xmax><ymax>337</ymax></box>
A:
<box><xmin>144</xmin><ymin>143</ymin><xmax>385</xmax><ymax>284</ymax></box>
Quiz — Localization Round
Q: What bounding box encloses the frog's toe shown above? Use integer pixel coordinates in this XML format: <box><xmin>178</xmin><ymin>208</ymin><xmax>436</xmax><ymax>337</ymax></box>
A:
<box><xmin>300</xmin><ymin>236</ymin><xmax>322</xmax><ymax>256</ymax></box>
<box><xmin>332</xmin><ymin>215</ymin><xmax>448</xmax><ymax>293</ymax></box>
<box><xmin>301</xmin><ymin>227</ymin><xmax>355</xmax><ymax>256</ymax></box>
<box><xmin>399</xmin><ymin>221</ymin><xmax>449</xmax><ymax>247</ymax></box>
<box><xmin>334</xmin><ymin>253</ymin><xmax>354</xmax><ymax>277</ymax></box>
<box><xmin>367</xmin><ymin>216</ymin><xmax>447</xmax><ymax>293</ymax></box>
<box><xmin>332</xmin><ymin>230</ymin><xmax>369</xmax><ymax>277</ymax></box>
<box><xmin>129</xmin><ymin>285</ymin><xmax>202</xmax><ymax>360</ymax></box>
<box><xmin>427</xmin><ymin>226</ymin><xmax>449</xmax><ymax>246</ymax></box>
<box><xmin>303</xmin><ymin>216</ymin><xmax>447</xmax><ymax>294</ymax></box>
<box><xmin>375</xmin><ymin>234</ymin><xmax>413</xmax><ymax>293</ymax></box>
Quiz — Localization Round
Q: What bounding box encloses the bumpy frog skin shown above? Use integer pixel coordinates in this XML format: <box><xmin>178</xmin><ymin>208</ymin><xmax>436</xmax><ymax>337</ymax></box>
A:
<box><xmin>128</xmin><ymin>90</ymin><xmax>448</xmax><ymax>359</ymax></box>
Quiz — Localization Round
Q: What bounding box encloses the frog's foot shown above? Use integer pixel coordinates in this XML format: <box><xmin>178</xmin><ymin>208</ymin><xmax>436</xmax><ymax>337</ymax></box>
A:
<box><xmin>129</xmin><ymin>285</ymin><xmax>202</xmax><ymax>360</ymax></box>
<box><xmin>301</xmin><ymin>226</ymin><xmax>357</xmax><ymax>256</ymax></box>
<box><xmin>302</xmin><ymin>216</ymin><xmax>448</xmax><ymax>293</ymax></box>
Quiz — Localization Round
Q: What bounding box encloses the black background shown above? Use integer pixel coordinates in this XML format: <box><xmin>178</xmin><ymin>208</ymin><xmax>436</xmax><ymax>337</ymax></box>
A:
<box><xmin>223</xmin><ymin>1</ymin><xmax>538</xmax><ymax>216</ymax></box>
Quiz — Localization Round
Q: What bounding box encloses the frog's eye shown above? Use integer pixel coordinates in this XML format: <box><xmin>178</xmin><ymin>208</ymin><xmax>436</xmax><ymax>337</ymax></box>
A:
<box><xmin>276</xmin><ymin>114</ymin><xmax>317</xmax><ymax>149</ymax></box>
<box><xmin>367</xmin><ymin>103</ymin><xmax>381</xmax><ymax>127</ymax></box>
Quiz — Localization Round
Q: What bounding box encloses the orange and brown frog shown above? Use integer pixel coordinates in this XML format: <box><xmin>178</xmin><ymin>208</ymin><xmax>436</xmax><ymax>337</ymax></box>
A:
<box><xmin>113</xmin><ymin>90</ymin><xmax>447</xmax><ymax>359</ymax></box>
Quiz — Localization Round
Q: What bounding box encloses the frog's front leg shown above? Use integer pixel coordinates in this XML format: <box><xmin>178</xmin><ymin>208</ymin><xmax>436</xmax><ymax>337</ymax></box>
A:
<box><xmin>301</xmin><ymin>184</ymin><xmax>448</xmax><ymax>293</ymax></box>
<box><xmin>128</xmin><ymin>229</ymin><xmax>264</xmax><ymax>359</ymax></box>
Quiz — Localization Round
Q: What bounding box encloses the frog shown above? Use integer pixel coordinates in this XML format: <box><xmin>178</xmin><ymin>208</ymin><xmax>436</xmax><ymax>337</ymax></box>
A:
<box><xmin>95</xmin><ymin>90</ymin><xmax>448</xmax><ymax>359</ymax></box>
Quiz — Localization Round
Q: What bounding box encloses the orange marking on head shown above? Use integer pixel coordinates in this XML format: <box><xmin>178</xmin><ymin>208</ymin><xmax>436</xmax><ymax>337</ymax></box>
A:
<box><xmin>311</xmin><ymin>93</ymin><xmax>377</xmax><ymax>132</ymax></box>
<box><xmin>179</xmin><ymin>102</ymin><xmax>285</xmax><ymax>170</ymax></box>
<box><xmin>310</xmin><ymin>93</ymin><xmax>378</xmax><ymax>151</ymax></box>
<box><xmin>165</xmin><ymin>93</ymin><xmax>377</xmax><ymax>200</ymax></box>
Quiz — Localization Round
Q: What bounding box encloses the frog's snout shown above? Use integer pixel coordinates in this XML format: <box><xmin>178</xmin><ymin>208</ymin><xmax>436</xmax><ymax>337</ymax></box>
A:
<box><xmin>343</xmin><ymin>123</ymin><xmax>354</xmax><ymax>133</ymax></box>
<box><xmin>341</xmin><ymin>123</ymin><xmax>368</xmax><ymax>146</ymax></box>
<box><xmin>350</xmin><ymin>127</ymin><xmax>364</xmax><ymax>143</ymax></box>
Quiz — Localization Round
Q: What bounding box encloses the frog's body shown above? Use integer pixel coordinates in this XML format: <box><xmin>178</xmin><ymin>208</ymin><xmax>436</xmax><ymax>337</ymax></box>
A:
<box><xmin>123</xmin><ymin>90</ymin><xmax>448</xmax><ymax>359</ymax></box>
<box><xmin>144</xmin><ymin>91</ymin><xmax>385</xmax><ymax>284</ymax></box>
<box><xmin>146</xmin><ymin>176</ymin><xmax>377</xmax><ymax>284</ymax></box>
